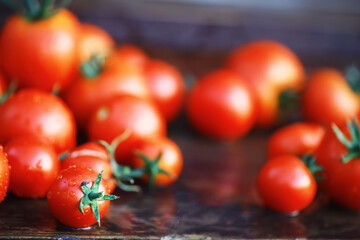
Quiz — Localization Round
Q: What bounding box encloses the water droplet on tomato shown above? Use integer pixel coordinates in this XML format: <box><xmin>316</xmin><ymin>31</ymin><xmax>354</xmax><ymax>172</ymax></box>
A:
<box><xmin>68</xmin><ymin>180</ymin><xmax>77</xmax><ymax>187</ymax></box>
<box><xmin>69</xmin><ymin>191</ymin><xmax>75</xmax><ymax>197</ymax></box>
<box><xmin>57</xmin><ymin>175</ymin><xmax>63</xmax><ymax>180</ymax></box>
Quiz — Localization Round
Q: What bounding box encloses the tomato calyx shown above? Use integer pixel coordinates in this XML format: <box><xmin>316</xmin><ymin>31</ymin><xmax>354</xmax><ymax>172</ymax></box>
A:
<box><xmin>133</xmin><ymin>151</ymin><xmax>172</xmax><ymax>188</ymax></box>
<box><xmin>80</xmin><ymin>55</ymin><xmax>105</xmax><ymax>79</ymax></box>
<box><xmin>97</xmin><ymin>130</ymin><xmax>141</xmax><ymax>192</ymax></box>
<box><xmin>79</xmin><ymin>170</ymin><xmax>118</xmax><ymax>226</ymax></box>
<box><xmin>2</xmin><ymin>0</ymin><xmax>71</xmax><ymax>21</ymax></box>
<box><xmin>345</xmin><ymin>64</ymin><xmax>360</xmax><ymax>94</ymax></box>
<box><xmin>0</xmin><ymin>81</ymin><xmax>17</xmax><ymax>105</ymax></box>
<box><xmin>301</xmin><ymin>154</ymin><xmax>323</xmax><ymax>182</ymax></box>
<box><xmin>332</xmin><ymin>119</ymin><xmax>360</xmax><ymax>163</ymax></box>
<box><xmin>278</xmin><ymin>88</ymin><xmax>301</xmax><ymax>121</ymax></box>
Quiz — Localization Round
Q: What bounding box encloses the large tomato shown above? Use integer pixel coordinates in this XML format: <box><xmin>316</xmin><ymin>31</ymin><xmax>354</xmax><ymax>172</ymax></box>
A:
<box><xmin>0</xmin><ymin>89</ymin><xmax>76</xmax><ymax>153</ymax></box>
<box><xmin>88</xmin><ymin>95</ymin><xmax>166</xmax><ymax>165</ymax></box>
<box><xmin>267</xmin><ymin>122</ymin><xmax>325</xmax><ymax>158</ymax></box>
<box><xmin>0</xmin><ymin>10</ymin><xmax>80</xmax><ymax>92</ymax></box>
<box><xmin>257</xmin><ymin>155</ymin><xmax>317</xmax><ymax>213</ymax></box>
<box><xmin>5</xmin><ymin>136</ymin><xmax>60</xmax><ymax>198</ymax></box>
<box><xmin>77</xmin><ymin>23</ymin><xmax>115</xmax><ymax>63</ymax></box>
<box><xmin>225</xmin><ymin>40</ymin><xmax>305</xmax><ymax>127</ymax></box>
<box><xmin>187</xmin><ymin>69</ymin><xmax>257</xmax><ymax>140</ymax></box>
<box><xmin>63</xmin><ymin>55</ymin><xmax>151</xmax><ymax>129</ymax></box>
<box><xmin>0</xmin><ymin>145</ymin><xmax>10</xmax><ymax>204</ymax></box>
<box><xmin>144</xmin><ymin>60</ymin><xmax>185</xmax><ymax>122</ymax></box>
<box><xmin>301</xmin><ymin>68</ymin><xmax>359</xmax><ymax>126</ymax></box>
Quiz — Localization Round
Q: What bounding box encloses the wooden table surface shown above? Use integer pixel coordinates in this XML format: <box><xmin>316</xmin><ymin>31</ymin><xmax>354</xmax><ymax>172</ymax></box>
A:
<box><xmin>1</xmin><ymin>1</ymin><xmax>360</xmax><ymax>239</ymax></box>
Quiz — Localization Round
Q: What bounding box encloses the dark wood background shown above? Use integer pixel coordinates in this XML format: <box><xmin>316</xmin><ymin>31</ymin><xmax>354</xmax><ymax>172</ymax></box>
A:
<box><xmin>0</xmin><ymin>1</ymin><xmax>360</xmax><ymax>239</ymax></box>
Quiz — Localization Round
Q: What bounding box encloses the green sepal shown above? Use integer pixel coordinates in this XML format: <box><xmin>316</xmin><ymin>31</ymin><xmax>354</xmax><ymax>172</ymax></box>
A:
<box><xmin>301</xmin><ymin>154</ymin><xmax>323</xmax><ymax>182</ymax></box>
<box><xmin>80</xmin><ymin>55</ymin><xmax>105</xmax><ymax>79</ymax></box>
<box><xmin>78</xmin><ymin>171</ymin><xmax>119</xmax><ymax>226</ymax></box>
<box><xmin>0</xmin><ymin>81</ymin><xmax>17</xmax><ymax>105</ymax></box>
<box><xmin>345</xmin><ymin>64</ymin><xmax>360</xmax><ymax>94</ymax></box>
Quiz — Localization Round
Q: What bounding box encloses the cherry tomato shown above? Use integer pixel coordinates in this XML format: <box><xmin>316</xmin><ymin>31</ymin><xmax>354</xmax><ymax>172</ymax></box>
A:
<box><xmin>301</xmin><ymin>68</ymin><xmax>359</xmax><ymax>126</ymax></box>
<box><xmin>187</xmin><ymin>69</ymin><xmax>257</xmax><ymax>140</ymax></box>
<box><xmin>0</xmin><ymin>89</ymin><xmax>76</xmax><ymax>153</ymax></box>
<box><xmin>132</xmin><ymin>137</ymin><xmax>183</xmax><ymax>186</ymax></box>
<box><xmin>0</xmin><ymin>145</ymin><xmax>10</xmax><ymax>204</ymax></box>
<box><xmin>114</xmin><ymin>44</ymin><xmax>148</xmax><ymax>70</ymax></box>
<box><xmin>0</xmin><ymin>10</ymin><xmax>80</xmax><ymax>92</ymax></box>
<box><xmin>144</xmin><ymin>59</ymin><xmax>185</xmax><ymax>122</ymax></box>
<box><xmin>226</xmin><ymin>40</ymin><xmax>305</xmax><ymax>127</ymax></box>
<box><xmin>63</xmin><ymin>56</ymin><xmax>151</xmax><ymax>129</ymax></box>
<box><xmin>47</xmin><ymin>167</ymin><xmax>116</xmax><ymax>228</ymax></box>
<box><xmin>257</xmin><ymin>155</ymin><xmax>317</xmax><ymax>213</ymax></box>
<box><xmin>267</xmin><ymin>122</ymin><xmax>325</xmax><ymax>158</ymax></box>
<box><xmin>5</xmin><ymin>136</ymin><xmax>60</xmax><ymax>198</ymax></box>
<box><xmin>77</xmin><ymin>23</ymin><xmax>115</xmax><ymax>63</ymax></box>
<box><xmin>61</xmin><ymin>142</ymin><xmax>112</xmax><ymax>179</ymax></box>
<box><xmin>88</xmin><ymin>95</ymin><xmax>166</xmax><ymax>165</ymax></box>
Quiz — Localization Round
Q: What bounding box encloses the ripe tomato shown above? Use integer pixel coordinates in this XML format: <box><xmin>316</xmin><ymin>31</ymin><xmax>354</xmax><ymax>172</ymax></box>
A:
<box><xmin>187</xmin><ymin>69</ymin><xmax>257</xmax><ymax>140</ymax></box>
<box><xmin>47</xmin><ymin>167</ymin><xmax>117</xmax><ymax>228</ymax></box>
<box><xmin>267</xmin><ymin>122</ymin><xmax>325</xmax><ymax>158</ymax></box>
<box><xmin>0</xmin><ymin>89</ymin><xmax>76</xmax><ymax>153</ymax></box>
<box><xmin>301</xmin><ymin>68</ymin><xmax>359</xmax><ymax>126</ymax></box>
<box><xmin>63</xmin><ymin>55</ymin><xmax>151</xmax><ymax>129</ymax></box>
<box><xmin>0</xmin><ymin>10</ymin><xmax>80</xmax><ymax>92</ymax></box>
<box><xmin>0</xmin><ymin>72</ymin><xmax>6</xmax><ymax>96</ymax></box>
<box><xmin>5</xmin><ymin>136</ymin><xmax>60</xmax><ymax>198</ymax></box>
<box><xmin>257</xmin><ymin>155</ymin><xmax>317</xmax><ymax>213</ymax></box>
<box><xmin>132</xmin><ymin>137</ymin><xmax>183</xmax><ymax>187</ymax></box>
<box><xmin>61</xmin><ymin>142</ymin><xmax>112</xmax><ymax>179</ymax></box>
<box><xmin>88</xmin><ymin>95</ymin><xmax>166</xmax><ymax>165</ymax></box>
<box><xmin>114</xmin><ymin>44</ymin><xmax>148</xmax><ymax>70</ymax></box>
<box><xmin>144</xmin><ymin>60</ymin><xmax>185</xmax><ymax>122</ymax></box>
<box><xmin>0</xmin><ymin>145</ymin><xmax>10</xmax><ymax>204</ymax></box>
<box><xmin>226</xmin><ymin>40</ymin><xmax>305</xmax><ymax>127</ymax></box>
<box><xmin>77</xmin><ymin>23</ymin><xmax>115</xmax><ymax>63</ymax></box>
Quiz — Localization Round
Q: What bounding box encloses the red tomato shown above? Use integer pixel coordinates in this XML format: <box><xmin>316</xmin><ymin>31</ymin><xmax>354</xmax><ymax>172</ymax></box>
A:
<box><xmin>0</xmin><ymin>72</ymin><xmax>6</xmax><ymax>96</ymax></box>
<box><xmin>77</xmin><ymin>23</ymin><xmax>115</xmax><ymax>63</ymax></box>
<box><xmin>114</xmin><ymin>44</ymin><xmax>148</xmax><ymax>70</ymax></box>
<box><xmin>5</xmin><ymin>136</ymin><xmax>60</xmax><ymax>198</ymax></box>
<box><xmin>257</xmin><ymin>155</ymin><xmax>317</xmax><ymax>213</ymax></box>
<box><xmin>61</xmin><ymin>142</ymin><xmax>112</xmax><ymax>179</ymax></box>
<box><xmin>47</xmin><ymin>167</ymin><xmax>116</xmax><ymax>228</ymax></box>
<box><xmin>0</xmin><ymin>89</ymin><xmax>76</xmax><ymax>153</ymax></box>
<box><xmin>301</xmin><ymin>68</ymin><xmax>359</xmax><ymax>126</ymax></box>
<box><xmin>144</xmin><ymin>60</ymin><xmax>185</xmax><ymax>122</ymax></box>
<box><xmin>267</xmin><ymin>122</ymin><xmax>325</xmax><ymax>158</ymax></box>
<box><xmin>0</xmin><ymin>145</ymin><xmax>10</xmax><ymax>203</ymax></box>
<box><xmin>132</xmin><ymin>137</ymin><xmax>183</xmax><ymax>186</ymax></box>
<box><xmin>0</xmin><ymin>10</ymin><xmax>80</xmax><ymax>92</ymax></box>
<box><xmin>88</xmin><ymin>95</ymin><xmax>166</xmax><ymax>165</ymax></box>
<box><xmin>226</xmin><ymin>40</ymin><xmax>305</xmax><ymax>127</ymax></box>
<box><xmin>187</xmin><ymin>69</ymin><xmax>257</xmax><ymax>140</ymax></box>
<box><xmin>63</xmin><ymin>56</ymin><xmax>151</xmax><ymax>129</ymax></box>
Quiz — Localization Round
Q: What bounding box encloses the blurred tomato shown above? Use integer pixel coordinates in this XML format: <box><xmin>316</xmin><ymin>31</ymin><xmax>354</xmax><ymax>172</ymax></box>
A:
<box><xmin>88</xmin><ymin>95</ymin><xmax>166</xmax><ymax>165</ymax></box>
<box><xmin>0</xmin><ymin>89</ymin><xmax>76</xmax><ymax>153</ymax></box>
<box><xmin>0</xmin><ymin>72</ymin><xmax>6</xmax><ymax>96</ymax></box>
<box><xmin>226</xmin><ymin>40</ymin><xmax>304</xmax><ymax>127</ymax></box>
<box><xmin>0</xmin><ymin>145</ymin><xmax>10</xmax><ymax>204</ymax></box>
<box><xmin>114</xmin><ymin>44</ymin><xmax>149</xmax><ymax>70</ymax></box>
<box><xmin>144</xmin><ymin>60</ymin><xmax>185</xmax><ymax>122</ymax></box>
<box><xmin>301</xmin><ymin>68</ymin><xmax>359</xmax><ymax>126</ymax></box>
<box><xmin>187</xmin><ymin>69</ymin><xmax>257</xmax><ymax>140</ymax></box>
<box><xmin>0</xmin><ymin>10</ymin><xmax>80</xmax><ymax>92</ymax></box>
<box><xmin>267</xmin><ymin>122</ymin><xmax>325</xmax><ymax>158</ymax></box>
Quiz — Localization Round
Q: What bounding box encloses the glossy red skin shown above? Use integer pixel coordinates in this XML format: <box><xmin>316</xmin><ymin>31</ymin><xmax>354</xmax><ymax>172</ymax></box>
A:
<box><xmin>144</xmin><ymin>60</ymin><xmax>185</xmax><ymax>122</ymax></box>
<box><xmin>47</xmin><ymin>166</ymin><xmax>111</xmax><ymax>228</ymax></box>
<box><xmin>0</xmin><ymin>145</ymin><xmax>10</xmax><ymax>203</ymax></box>
<box><xmin>267</xmin><ymin>122</ymin><xmax>325</xmax><ymax>158</ymax></box>
<box><xmin>61</xmin><ymin>142</ymin><xmax>112</xmax><ymax>179</ymax></box>
<box><xmin>257</xmin><ymin>155</ymin><xmax>316</xmax><ymax>213</ymax></box>
<box><xmin>0</xmin><ymin>10</ymin><xmax>80</xmax><ymax>92</ymax></box>
<box><xmin>301</xmin><ymin>68</ymin><xmax>359</xmax><ymax>127</ymax></box>
<box><xmin>226</xmin><ymin>40</ymin><xmax>305</xmax><ymax>128</ymax></box>
<box><xmin>77</xmin><ymin>23</ymin><xmax>115</xmax><ymax>63</ymax></box>
<box><xmin>115</xmin><ymin>44</ymin><xmax>148</xmax><ymax>70</ymax></box>
<box><xmin>187</xmin><ymin>69</ymin><xmax>257</xmax><ymax>140</ymax></box>
<box><xmin>132</xmin><ymin>137</ymin><xmax>183</xmax><ymax>186</ymax></box>
<box><xmin>5</xmin><ymin>136</ymin><xmax>60</xmax><ymax>198</ymax></box>
<box><xmin>88</xmin><ymin>95</ymin><xmax>166</xmax><ymax>165</ymax></box>
<box><xmin>64</xmin><ymin>56</ymin><xmax>151</xmax><ymax>129</ymax></box>
<box><xmin>0</xmin><ymin>89</ymin><xmax>76</xmax><ymax>153</ymax></box>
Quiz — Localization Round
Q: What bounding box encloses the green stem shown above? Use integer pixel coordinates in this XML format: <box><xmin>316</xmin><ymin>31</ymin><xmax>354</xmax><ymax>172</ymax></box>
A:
<box><xmin>80</xmin><ymin>55</ymin><xmax>105</xmax><ymax>79</ymax></box>
<box><xmin>0</xmin><ymin>82</ymin><xmax>17</xmax><ymax>105</ymax></box>
<box><xmin>301</xmin><ymin>154</ymin><xmax>323</xmax><ymax>182</ymax></box>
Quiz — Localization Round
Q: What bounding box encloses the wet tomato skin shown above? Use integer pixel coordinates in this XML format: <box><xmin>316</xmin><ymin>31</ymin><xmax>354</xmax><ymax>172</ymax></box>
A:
<box><xmin>5</xmin><ymin>136</ymin><xmax>60</xmax><ymax>198</ymax></box>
